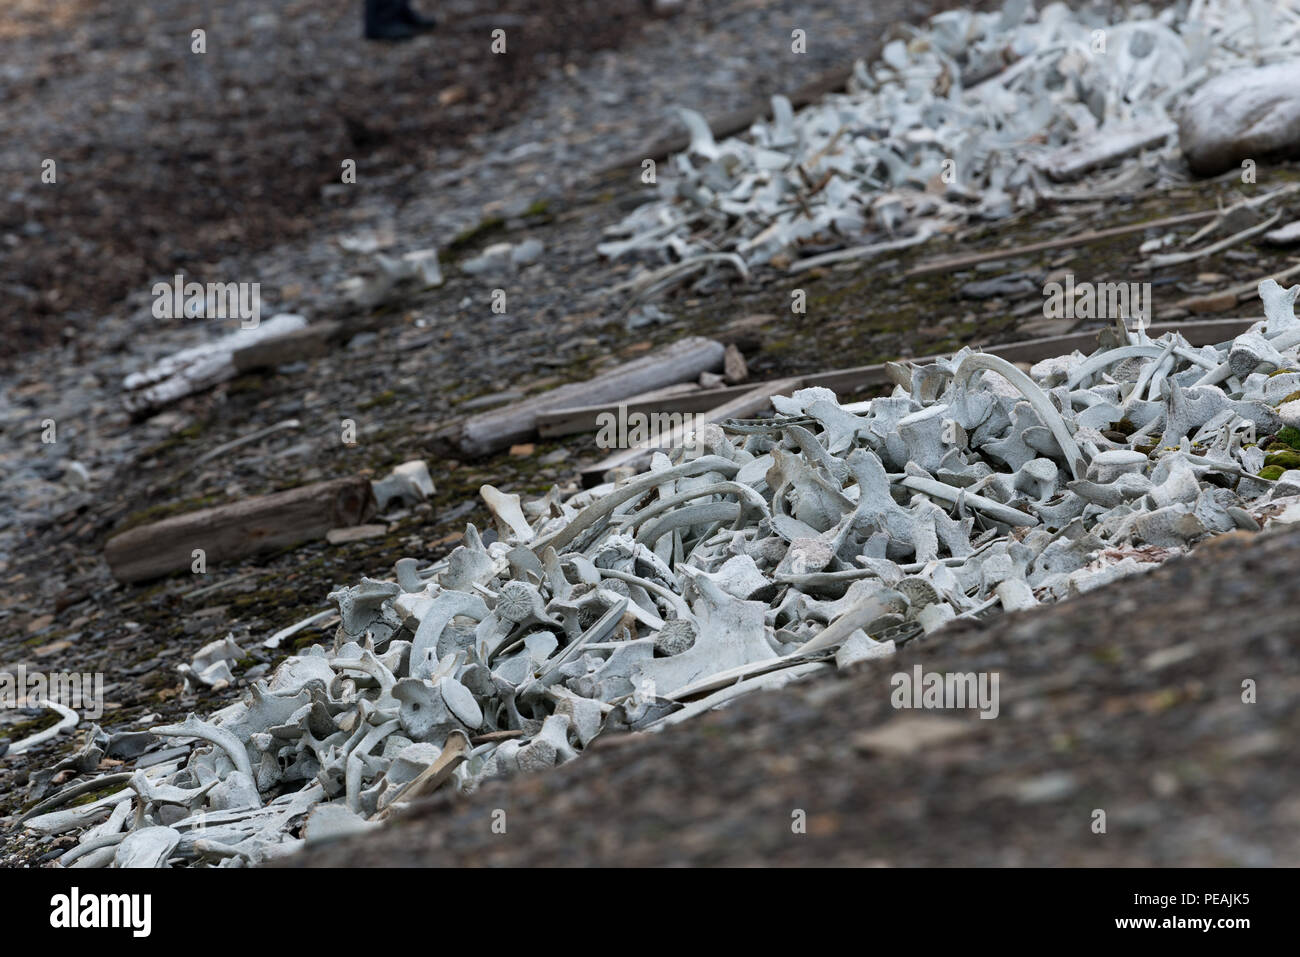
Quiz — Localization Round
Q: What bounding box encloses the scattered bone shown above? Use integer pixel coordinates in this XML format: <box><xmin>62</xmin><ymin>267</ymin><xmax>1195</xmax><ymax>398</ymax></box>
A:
<box><xmin>7</xmin><ymin>698</ymin><xmax>79</xmax><ymax>756</ymax></box>
<box><xmin>371</xmin><ymin>460</ymin><xmax>435</xmax><ymax>512</ymax></box>
<box><xmin>600</xmin><ymin>1</ymin><xmax>1299</xmax><ymax>291</ymax></box>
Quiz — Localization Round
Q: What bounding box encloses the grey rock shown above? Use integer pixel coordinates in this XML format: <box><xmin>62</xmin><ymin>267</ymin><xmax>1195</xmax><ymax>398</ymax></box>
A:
<box><xmin>1180</xmin><ymin>64</ymin><xmax>1300</xmax><ymax>176</ymax></box>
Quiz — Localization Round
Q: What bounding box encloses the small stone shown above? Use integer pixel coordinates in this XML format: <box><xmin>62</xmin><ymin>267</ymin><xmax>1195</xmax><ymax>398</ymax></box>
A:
<box><xmin>32</xmin><ymin>640</ymin><xmax>72</xmax><ymax>658</ymax></box>
<box><xmin>1181</xmin><ymin>291</ymin><xmax>1238</xmax><ymax>314</ymax></box>
<box><xmin>852</xmin><ymin>717</ymin><xmax>975</xmax><ymax>757</ymax></box>
<box><xmin>1179</xmin><ymin>64</ymin><xmax>1300</xmax><ymax>176</ymax></box>
<box><xmin>1013</xmin><ymin>771</ymin><xmax>1077</xmax><ymax>804</ymax></box>
<box><xmin>723</xmin><ymin>343</ymin><xmax>748</xmax><ymax>384</ymax></box>
<box><xmin>510</xmin><ymin>238</ymin><xmax>544</xmax><ymax>267</ymax></box>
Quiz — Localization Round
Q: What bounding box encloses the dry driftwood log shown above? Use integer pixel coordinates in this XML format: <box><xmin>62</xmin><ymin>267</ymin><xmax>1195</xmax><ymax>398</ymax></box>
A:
<box><xmin>443</xmin><ymin>336</ymin><xmax>726</xmax><ymax>458</ymax></box>
<box><xmin>906</xmin><ymin>209</ymin><xmax>1219</xmax><ymax>277</ymax></box>
<box><xmin>104</xmin><ymin>477</ymin><xmax>375</xmax><ymax>583</ymax></box>
<box><xmin>122</xmin><ymin>314</ymin><xmax>307</xmax><ymax>414</ymax></box>
<box><xmin>537</xmin><ymin>383</ymin><xmax>757</xmax><ymax>438</ymax></box>
<box><xmin>232</xmin><ymin>320</ymin><xmax>341</xmax><ymax>372</ymax></box>
<box><xmin>580</xmin><ymin>376</ymin><xmax>803</xmax><ymax>485</ymax></box>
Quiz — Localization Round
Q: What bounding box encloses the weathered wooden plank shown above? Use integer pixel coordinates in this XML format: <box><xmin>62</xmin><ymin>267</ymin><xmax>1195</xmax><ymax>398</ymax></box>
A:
<box><xmin>104</xmin><ymin>477</ymin><xmax>375</xmax><ymax>583</ymax></box>
<box><xmin>597</xmin><ymin>65</ymin><xmax>855</xmax><ymax>176</ymax></box>
<box><xmin>232</xmin><ymin>320</ymin><xmax>341</xmax><ymax>372</ymax></box>
<box><xmin>906</xmin><ymin>209</ymin><xmax>1219</xmax><ymax>277</ymax></box>
<box><xmin>537</xmin><ymin>383</ymin><xmax>756</xmax><ymax>438</ymax></box>
<box><xmin>579</xmin><ymin>377</ymin><xmax>803</xmax><ymax>486</ymax></box>
<box><xmin>447</xmin><ymin>337</ymin><xmax>726</xmax><ymax>458</ymax></box>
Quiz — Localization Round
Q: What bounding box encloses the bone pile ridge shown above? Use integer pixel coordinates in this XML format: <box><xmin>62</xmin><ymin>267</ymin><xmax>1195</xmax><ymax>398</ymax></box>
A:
<box><xmin>27</xmin><ymin>281</ymin><xmax>1300</xmax><ymax>866</ymax></box>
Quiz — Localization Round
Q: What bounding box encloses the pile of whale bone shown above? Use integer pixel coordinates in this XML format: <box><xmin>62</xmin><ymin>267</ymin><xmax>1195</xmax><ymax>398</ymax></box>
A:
<box><xmin>601</xmin><ymin>0</ymin><xmax>1300</xmax><ymax>289</ymax></box>
<box><xmin>28</xmin><ymin>283</ymin><xmax>1300</xmax><ymax>866</ymax></box>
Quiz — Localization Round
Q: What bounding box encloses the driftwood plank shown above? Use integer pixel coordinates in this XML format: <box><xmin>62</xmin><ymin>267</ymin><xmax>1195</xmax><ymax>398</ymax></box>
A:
<box><xmin>580</xmin><ymin>377</ymin><xmax>803</xmax><ymax>486</ymax></box>
<box><xmin>597</xmin><ymin>65</ymin><xmax>855</xmax><ymax>176</ymax></box>
<box><xmin>446</xmin><ymin>337</ymin><xmax>726</xmax><ymax>458</ymax></box>
<box><xmin>232</xmin><ymin>320</ymin><xmax>341</xmax><ymax>372</ymax></box>
<box><xmin>906</xmin><ymin>209</ymin><xmax>1219</xmax><ymax>277</ymax></box>
<box><xmin>104</xmin><ymin>477</ymin><xmax>375</xmax><ymax>583</ymax></box>
<box><xmin>537</xmin><ymin>383</ymin><xmax>757</xmax><ymax>438</ymax></box>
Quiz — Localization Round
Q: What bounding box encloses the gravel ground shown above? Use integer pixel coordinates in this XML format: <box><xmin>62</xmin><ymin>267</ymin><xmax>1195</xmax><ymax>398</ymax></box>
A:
<box><xmin>3</xmin><ymin>0</ymin><xmax>1298</xmax><ymax>866</ymax></box>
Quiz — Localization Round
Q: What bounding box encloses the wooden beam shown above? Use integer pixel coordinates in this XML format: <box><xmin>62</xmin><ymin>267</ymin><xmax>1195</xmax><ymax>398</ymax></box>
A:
<box><xmin>232</xmin><ymin>320</ymin><xmax>341</xmax><ymax>372</ymax></box>
<box><xmin>444</xmin><ymin>337</ymin><xmax>726</xmax><ymax>458</ymax></box>
<box><xmin>580</xmin><ymin>377</ymin><xmax>803</xmax><ymax>486</ymax></box>
<box><xmin>597</xmin><ymin>65</ymin><xmax>856</xmax><ymax>177</ymax></box>
<box><xmin>906</xmin><ymin>209</ymin><xmax>1220</xmax><ymax>277</ymax></box>
<box><xmin>104</xmin><ymin>477</ymin><xmax>375</xmax><ymax>583</ymax></box>
<box><xmin>536</xmin><ymin>383</ymin><xmax>757</xmax><ymax>438</ymax></box>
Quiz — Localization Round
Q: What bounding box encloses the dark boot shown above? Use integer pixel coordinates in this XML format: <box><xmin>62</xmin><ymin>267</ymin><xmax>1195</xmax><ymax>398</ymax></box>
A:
<box><xmin>364</xmin><ymin>0</ymin><xmax>435</xmax><ymax>41</ymax></box>
<box><xmin>396</xmin><ymin>1</ymin><xmax>437</xmax><ymax>29</ymax></box>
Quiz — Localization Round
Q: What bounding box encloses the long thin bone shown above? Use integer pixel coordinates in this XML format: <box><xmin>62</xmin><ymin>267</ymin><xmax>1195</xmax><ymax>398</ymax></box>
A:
<box><xmin>792</xmin><ymin>588</ymin><xmax>908</xmax><ymax>656</ymax></box>
<box><xmin>776</xmin><ymin>540</ymin><xmax>1000</xmax><ymax>587</ymax></box>
<box><xmin>954</xmin><ymin>352</ymin><xmax>1088</xmax><ymax>479</ymax></box>
<box><xmin>594</xmin><ymin>567</ymin><xmax>692</xmax><ymax>618</ymax></box>
<box><xmin>646</xmin><ymin>661</ymin><xmax>831</xmax><ymax>729</ymax></box>
<box><xmin>1066</xmin><ymin>343</ymin><xmax>1214</xmax><ymax>388</ymax></box>
<box><xmin>16</xmin><ymin>772</ymin><xmax>133</xmax><ymax>825</ymax></box>
<box><xmin>899</xmin><ymin>475</ymin><xmax>1039</xmax><ymax>527</ymax></box>
<box><xmin>60</xmin><ymin>831</ymin><xmax>128</xmax><ymax>868</ymax></box>
<box><xmin>1141</xmin><ymin>210</ymin><xmax>1282</xmax><ymax>270</ymax></box>
<box><xmin>345</xmin><ymin>718</ymin><xmax>401</xmax><ymax>812</ymax></box>
<box><xmin>151</xmin><ymin>714</ymin><xmax>257</xmax><ymax>791</ymax></box>
<box><xmin>1124</xmin><ymin>338</ymin><xmax>1177</xmax><ymax>411</ymax></box>
<box><xmin>534</xmin><ymin>455</ymin><xmax>741</xmax><ymax>553</ymax></box>
<box><xmin>616</xmin><ymin>481</ymin><xmax>770</xmax><ymax>531</ymax></box>
<box><xmin>8</xmin><ymin>698</ymin><xmax>79</xmax><ymax>755</ymax></box>
<box><xmin>534</xmin><ymin>596</ymin><xmax>630</xmax><ymax>681</ymax></box>
<box><xmin>635</xmin><ymin>501</ymin><xmax>741</xmax><ymax>547</ymax></box>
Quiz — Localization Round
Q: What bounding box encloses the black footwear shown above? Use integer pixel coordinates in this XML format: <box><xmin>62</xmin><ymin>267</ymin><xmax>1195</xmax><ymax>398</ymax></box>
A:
<box><xmin>364</xmin><ymin>0</ymin><xmax>435</xmax><ymax>41</ymax></box>
<box><xmin>395</xmin><ymin>1</ymin><xmax>437</xmax><ymax>29</ymax></box>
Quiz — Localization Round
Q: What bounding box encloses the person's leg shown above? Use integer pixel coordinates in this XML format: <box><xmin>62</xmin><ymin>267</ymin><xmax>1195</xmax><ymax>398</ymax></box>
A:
<box><xmin>395</xmin><ymin>1</ymin><xmax>436</xmax><ymax>29</ymax></box>
<box><xmin>364</xmin><ymin>0</ymin><xmax>435</xmax><ymax>41</ymax></box>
